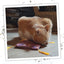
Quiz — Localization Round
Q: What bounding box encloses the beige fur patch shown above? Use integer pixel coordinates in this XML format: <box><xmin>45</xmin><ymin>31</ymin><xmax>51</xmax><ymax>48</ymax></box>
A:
<box><xmin>24</xmin><ymin>30</ymin><xmax>32</xmax><ymax>39</ymax></box>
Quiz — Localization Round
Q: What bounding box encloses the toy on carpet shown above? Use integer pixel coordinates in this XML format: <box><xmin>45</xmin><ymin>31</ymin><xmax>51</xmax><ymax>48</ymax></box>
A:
<box><xmin>15</xmin><ymin>40</ymin><xmax>41</xmax><ymax>50</ymax></box>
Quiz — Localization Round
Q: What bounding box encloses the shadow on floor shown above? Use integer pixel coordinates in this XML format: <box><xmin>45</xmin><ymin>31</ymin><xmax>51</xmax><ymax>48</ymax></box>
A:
<box><xmin>7</xmin><ymin>37</ymin><xmax>47</xmax><ymax>51</ymax></box>
<box><xmin>7</xmin><ymin>37</ymin><xmax>21</xmax><ymax>45</ymax></box>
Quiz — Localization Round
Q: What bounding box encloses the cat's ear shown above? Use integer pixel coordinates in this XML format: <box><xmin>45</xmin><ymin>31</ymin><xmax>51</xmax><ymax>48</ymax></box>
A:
<box><xmin>45</xmin><ymin>24</ymin><xmax>50</xmax><ymax>31</ymax></box>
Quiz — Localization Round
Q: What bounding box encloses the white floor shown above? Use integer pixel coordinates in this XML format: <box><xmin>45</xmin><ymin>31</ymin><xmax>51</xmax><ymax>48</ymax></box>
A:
<box><xmin>7</xmin><ymin>32</ymin><xmax>59</xmax><ymax>59</ymax></box>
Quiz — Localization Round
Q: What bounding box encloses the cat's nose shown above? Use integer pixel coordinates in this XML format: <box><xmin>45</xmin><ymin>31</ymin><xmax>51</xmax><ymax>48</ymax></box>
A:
<box><xmin>44</xmin><ymin>41</ymin><xmax>48</xmax><ymax>45</ymax></box>
<box><xmin>42</xmin><ymin>41</ymin><xmax>48</xmax><ymax>46</ymax></box>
